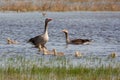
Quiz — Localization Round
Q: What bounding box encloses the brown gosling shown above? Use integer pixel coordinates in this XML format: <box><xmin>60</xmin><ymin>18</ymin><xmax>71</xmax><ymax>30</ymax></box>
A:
<box><xmin>43</xmin><ymin>47</ymin><xmax>49</xmax><ymax>55</ymax></box>
<box><xmin>38</xmin><ymin>45</ymin><xmax>43</xmax><ymax>52</ymax></box>
<box><xmin>39</xmin><ymin>45</ymin><xmax>55</xmax><ymax>55</ymax></box>
<box><xmin>53</xmin><ymin>49</ymin><xmax>64</xmax><ymax>56</ymax></box>
<box><xmin>7</xmin><ymin>37</ymin><xmax>19</xmax><ymax>44</ymax></box>
<box><xmin>75</xmin><ymin>51</ymin><xmax>82</xmax><ymax>57</ymax></box>
<box><xmin>38</xmin><ymin>45</ymin><xmax>48</xmax><ymax>55</ymax></box>
<box><xmin>43</xmin><ymin>48</ymin><xmax>56</xmax><ymax>55</ymax></box>
<box><xmin>109</xmin><ymin>52</ymin><xmax>117</xmax><ymax>58</ymax></box>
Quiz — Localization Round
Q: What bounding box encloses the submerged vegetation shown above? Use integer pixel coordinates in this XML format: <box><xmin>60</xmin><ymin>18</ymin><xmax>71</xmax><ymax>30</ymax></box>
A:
<box><xmin>0</xmin><ymin>54</ymin><xmax>120</xmax><ymax>80</ymax></box>
<box><xmin>0</xmin><ymin>0</ymin><xmax>120</xmax><ymax>12</ymax></box>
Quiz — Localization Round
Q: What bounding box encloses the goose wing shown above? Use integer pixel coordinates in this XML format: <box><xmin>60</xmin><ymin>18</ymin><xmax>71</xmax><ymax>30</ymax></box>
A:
<box><xmin>71</xmin><ymin>39</ymin><xmax>91</xmax><ymax>44</ymax></box>
<box><xmin>28</xmin><ymin>35</ymin><xmax>45</xmax><ymax>47</ymax></box>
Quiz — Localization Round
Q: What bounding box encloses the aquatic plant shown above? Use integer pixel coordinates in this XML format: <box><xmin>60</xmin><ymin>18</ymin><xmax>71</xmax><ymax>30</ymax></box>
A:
<box><xmin>0</xmin><ymin>55</ymin><xmax>120</xmax><ymax>80</ymax></box>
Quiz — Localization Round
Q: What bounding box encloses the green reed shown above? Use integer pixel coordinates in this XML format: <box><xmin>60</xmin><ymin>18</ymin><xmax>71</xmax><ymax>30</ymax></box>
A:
<box><xmin>0</xmin><ymin>55</ymin><xmax>120</xmax><ymax>80</ymax></box>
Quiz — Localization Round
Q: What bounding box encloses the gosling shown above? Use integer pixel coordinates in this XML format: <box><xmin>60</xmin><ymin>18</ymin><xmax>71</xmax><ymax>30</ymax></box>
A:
<box><xmin>53</xmin><ymin>49</ymin><xmax>64</xmax><ymax>56</ymax></box>
<box><xmin>109</xmin><ymin>52</ymin><xmax>117</xmax><ymax>58</ymax></box>
<box><xmin>75</xmin><ymin>51</ymin><xmax>82</xmax><ymax>57</ymax></box>
<box><xmin>7</xmin><ymin>37</ymin><xmax>19</xmax><ymax>44</ymax></box>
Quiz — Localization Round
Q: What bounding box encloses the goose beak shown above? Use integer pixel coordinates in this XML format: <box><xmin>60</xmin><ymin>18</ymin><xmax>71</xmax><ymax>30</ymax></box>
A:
<box><xmin>48</xmin><ymin>18</ymin><xmax>52</xmax><ymax>21</ymax></box>
<box><xmin>62</xmin><ymin>29</ymin><xmax>66</xmax><ymax>32</ymax></box>
<box><xmin>62</xmin><ymin>30</ymin><xmax>64</xmax><ymax>32</ymax></box>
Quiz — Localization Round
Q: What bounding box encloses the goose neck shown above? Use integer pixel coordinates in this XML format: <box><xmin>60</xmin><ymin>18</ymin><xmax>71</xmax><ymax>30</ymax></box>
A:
<box><xmin>65</xmin><ymin>32</ymin><xmax>70</xmax><ymax>43</ymax></box>
<box><xmin>44</xmin><ymin>22</ymin><xmax>48</xmax><ymax>34</ymax></box>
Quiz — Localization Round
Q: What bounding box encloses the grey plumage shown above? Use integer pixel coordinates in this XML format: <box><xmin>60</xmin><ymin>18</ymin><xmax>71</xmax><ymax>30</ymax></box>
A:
<box><xmin>62</xmin><ymin>29</ymin><xmax>91</xmax><ymax>45</ymax></box>
<box><xmin>28</xmin><ymin>18</ymin><xmax>52</xmax><ymax>48</ymax></box>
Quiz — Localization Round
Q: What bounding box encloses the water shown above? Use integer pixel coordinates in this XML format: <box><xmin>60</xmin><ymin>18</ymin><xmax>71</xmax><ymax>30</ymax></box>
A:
<box><xmin>0</xmin><ymin>11</ymin><xmax>120</xmax><ymax>67</ymax></box>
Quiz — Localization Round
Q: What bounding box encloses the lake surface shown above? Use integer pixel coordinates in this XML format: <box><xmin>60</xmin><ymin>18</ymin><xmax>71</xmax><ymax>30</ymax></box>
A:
<box><xmin>0</xmin><ymin>11</ymin><xmax>120</xmax><ymax>67</ymax></box>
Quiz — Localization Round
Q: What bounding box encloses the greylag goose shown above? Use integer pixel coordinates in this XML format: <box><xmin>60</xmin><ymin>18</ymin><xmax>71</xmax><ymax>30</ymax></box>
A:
<box><xmin>38</xmin><ymin>44</ymin><xmax>49</xmax><ymax>55</ymax></box>
<box><xmin>62</xmin><ymin>29</ymin><xmax>91</xmax><ymax>45</ymax></box>
<box><xmin>28</xmin><ymin>18</ymin><xmax>52</xmax><ymax>48</ymax></box>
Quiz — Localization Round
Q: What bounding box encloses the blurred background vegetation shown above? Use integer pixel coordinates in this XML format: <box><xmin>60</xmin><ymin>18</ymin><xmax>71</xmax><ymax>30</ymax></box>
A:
<box><xmin>0</xmin><ymin>0</ymin><xmax>120</xmax><ymax>12</ymax></box>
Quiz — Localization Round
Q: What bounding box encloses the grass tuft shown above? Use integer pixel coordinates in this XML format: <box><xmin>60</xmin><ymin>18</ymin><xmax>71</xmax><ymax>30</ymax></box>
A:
<box><xmin>0</xmin><ymin>56</ymin><xmax>120</xmax><ymax>80</ymax></box>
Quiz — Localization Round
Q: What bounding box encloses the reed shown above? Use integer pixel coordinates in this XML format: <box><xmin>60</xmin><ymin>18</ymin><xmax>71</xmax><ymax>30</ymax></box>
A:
<box><xmin>0</xmin><ymin>0</ymin><xmax>119</xmax><ymax>12</ymax></box>
<box><xmin>0</xmin><ymin>64</ymin><xmax>120</xmax><ymax>80</ymax></box>
<box><xmin>0</xmin><ymin>55</ymin><xmax>120</xmax><ymax>80</ymax></box>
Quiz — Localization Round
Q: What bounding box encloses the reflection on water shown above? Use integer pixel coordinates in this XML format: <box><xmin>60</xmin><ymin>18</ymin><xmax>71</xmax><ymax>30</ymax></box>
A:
<box><xmin>0</xmin><ymin>11</ymin><xmax>120</xmax><ymax>67</ymax></box>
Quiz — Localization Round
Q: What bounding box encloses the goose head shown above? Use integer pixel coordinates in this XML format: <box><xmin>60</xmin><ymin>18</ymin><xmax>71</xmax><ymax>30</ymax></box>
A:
<box><xmin>62</xmin><ymin>29</ymin><xmax>68</xmax><ymax>33</ymax></box>
<box><xmin>45</xmin><ymin>18</ymin><xmax>52</xmax><ymax>23</ymax></box>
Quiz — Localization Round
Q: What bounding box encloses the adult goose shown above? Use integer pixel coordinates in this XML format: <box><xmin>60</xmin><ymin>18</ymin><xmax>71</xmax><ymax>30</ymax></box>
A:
<box><xmin>28</xmin><ymin>18</ymin><xmax>52</xmax><ymax>48</ymax></box>
<box><xmin>62</xmin><ymin>29</ymin><xmax>91</xmax><ymax>45</ymax></box>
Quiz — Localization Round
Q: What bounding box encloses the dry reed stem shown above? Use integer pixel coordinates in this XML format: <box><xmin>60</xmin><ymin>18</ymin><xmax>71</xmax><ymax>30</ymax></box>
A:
<box><xmin>0</xmin><ymin>0</ymin><xmax>120</xmax><ymax>11</ymax></box>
